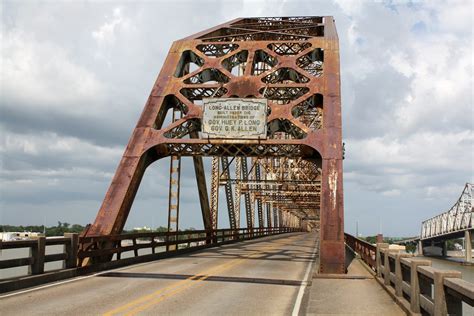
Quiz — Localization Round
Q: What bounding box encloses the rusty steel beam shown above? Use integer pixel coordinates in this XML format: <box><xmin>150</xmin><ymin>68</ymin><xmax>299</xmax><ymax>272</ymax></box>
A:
<box><xmin>221</xmin><ymin>156</ymin><xmax>236</xmax><ymax>230</ymax></box>
<box><xmin>87</xmin><ymin>16</ymin><xmax>344</xmax><ymax>273</ymax></box>
<box><xmin>190</xmin><ymin>129</ymin><xmax>212</xmax><ymax>232</ymax></box>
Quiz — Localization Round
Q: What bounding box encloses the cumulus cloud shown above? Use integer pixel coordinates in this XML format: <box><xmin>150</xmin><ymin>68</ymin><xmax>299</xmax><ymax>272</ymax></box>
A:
<box><xmin>1</xmin><ymin>30</ymin><xmax>106</xmax><ymax>111</ymax></box>
<box><xmin>0</xmin><ymin>0</ymin><xmax>472</xmax><ymax>235</ymax></box>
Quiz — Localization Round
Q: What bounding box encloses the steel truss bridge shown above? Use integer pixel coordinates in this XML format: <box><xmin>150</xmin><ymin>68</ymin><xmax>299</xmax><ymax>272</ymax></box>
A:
<box><xmin>395</xmin><ymin>183</ymin><xmax>473</xmax><ymax>261</ymax></box>
<box><xmin>2</xmin><ymin>17</ymin><xmax>474</xmax><ymax>316</ymax></box>
<box><xmin>80</xmin><ymin>16</ymin><xmax>345</xmax><ymax>273</ymax></box>
<box><xmin>418</xmin><ymin>182</ymin><xmax>473</xmax><ymax>261</ymax></box>
<box><xmin>421</xmin><ymin>183</ymin><xmax>473</xmax><ymax>240</ymax></box>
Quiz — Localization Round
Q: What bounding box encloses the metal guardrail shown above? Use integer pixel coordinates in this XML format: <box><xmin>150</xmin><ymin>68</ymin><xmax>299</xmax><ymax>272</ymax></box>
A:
<box><xmin>0</xmin><ymin>233</ymin><xmax>78</xmax><ymax>275</ymax></box>
<box><xmin>345</xmin><ymin>233</ymin><xmax>474</xmax><ymax>315</ymax></box>
<box><xmin>1</xmin><ymin>227</ymin><xmax>298</xmax><ymax>280</ymax></box>
<box><xmin>78</xmin><ymin>227</ymin><xmax>296</xmax><ymax>265</ymax></box>
<box><xmin>344</xmin><ymin>233</ymin><xmax>376</xmax><ymax>270</ymax></box>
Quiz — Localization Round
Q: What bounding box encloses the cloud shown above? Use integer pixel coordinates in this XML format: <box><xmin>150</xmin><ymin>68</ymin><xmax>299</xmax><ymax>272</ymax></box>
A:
<box><xmin>0</xmin><ymin>0</ymin><xmax>472</xmax><ymax>236</ymax></box>
<box><xmin>92</xmin><ymin>7</ymin><xmax>130</xmax><ymax>45</ymax></box>
<box><xmin>1</xmin><ymin>29</ymin><xmax>106</xmax><ymax>112</ymax></box>
<box><xmin>337</xmin><ymin>1</ymin><xmax>472</xmax><ymax>190</ymax></box>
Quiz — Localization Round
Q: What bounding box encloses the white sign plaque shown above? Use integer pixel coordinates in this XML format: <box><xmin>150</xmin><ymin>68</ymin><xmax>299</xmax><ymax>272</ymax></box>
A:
<box><xmin>202</xmin><ymin>98</ymin><xmax>267</xmax><ymax>139</ymax></box>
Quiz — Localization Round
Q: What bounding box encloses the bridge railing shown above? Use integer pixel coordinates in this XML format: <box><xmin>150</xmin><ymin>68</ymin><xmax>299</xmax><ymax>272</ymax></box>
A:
<box><xmin>379</xmin><ymin>247</ymin><xmax>473</xmax><ymax>315</ymax></box>
<box><xmin>344</xmin><ymin>233</ymin><xmax>376</xmax><ymax>270</ymax></box>
<box><xmin>0</xmin><ymin>227</ymin><xmax>298</xmax><ymax>282</ymax></box>
<box><xmin>345</xmin><ymin>233</ymin><xmax>473</xmax><ymax>315</ymax></box>
<box><xmin>0</xmin><ymin>233</ymin><xmax>78</xmax><ymax>276</ymax></box>
<box><xmin>78</xmin><ymin>227</ymin><xmax>295</xmax><ymax>265</ymax></box>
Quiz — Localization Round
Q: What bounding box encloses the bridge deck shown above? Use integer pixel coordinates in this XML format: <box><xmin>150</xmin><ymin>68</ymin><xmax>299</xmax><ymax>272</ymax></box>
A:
<box><xmin>0</xmin><ymin>233</ymin><xmax>405</xmax><ymax>315</ymax></box>
<box><xmin>1</xmin><ymin>233</ymin><xmax>316</xmax><ymax>315</ymax></box>
<box><xmin>307</xmin><ymin>259</ymin><xmax>404</xmax><ymax>315</ymax></box>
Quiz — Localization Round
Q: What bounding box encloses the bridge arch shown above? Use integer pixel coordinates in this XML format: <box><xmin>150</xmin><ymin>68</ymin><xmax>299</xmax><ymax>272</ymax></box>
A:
<box><xmin>85</xmin><ymin>16</ymin><xmax>345</xmax><ymax>274</ymax></box>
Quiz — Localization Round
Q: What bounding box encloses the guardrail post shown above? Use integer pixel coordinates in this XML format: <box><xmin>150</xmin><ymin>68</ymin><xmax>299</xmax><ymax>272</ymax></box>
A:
<box><xmin>409</xmin><ymin>259</ymin><xmax>431</xmax><ymax>313</ymax></box>
<box><xmin>64</xmin><ymin>233</ymin><xmax>78</xmax><ymax>268</ymax></box>
<box><xmin>433</xmin><ymin>270</ymin><xmax>461</xmax><ymax>316</ymax></box>
<box><xmin>133</xmin><ymin>238</ymin><xmax>139</xmax><ymax>256</ymax></box>
<box><xmin>384</xmin><ymin>249</ymin><xmax>398</xmax><ymax>285</ymax></box>
<box><xmin>376</xmin><ymin>243</ymin><xmax>388</xmax><ymax>278</ymax></box>
<box><xmin>395</xmin><ymin>253</ymin><xmax>411</xmax><ymax>297</ymax></box>
<box><xmin>30</xmin><ymin>236</ymin><xmax>46</xmax><ymax>275</ymax></box>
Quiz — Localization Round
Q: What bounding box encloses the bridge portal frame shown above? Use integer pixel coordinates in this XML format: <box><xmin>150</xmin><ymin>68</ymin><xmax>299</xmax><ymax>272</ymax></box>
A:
<box><xmin>85</xmin><ymin>16</ymin><xmax>345</xmax><ymax>273</ymax></box>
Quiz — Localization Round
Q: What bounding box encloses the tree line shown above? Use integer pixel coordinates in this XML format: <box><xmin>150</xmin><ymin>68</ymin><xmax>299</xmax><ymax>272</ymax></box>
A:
<box><xmin>1</xmin><ymin>223</ymin><xmax>198</xmax><ymax>237</ymax></box>
<box><xmin>1</xmin><ymin>222</ymin><xmax>85</xmax><ymax>237</ymax></box>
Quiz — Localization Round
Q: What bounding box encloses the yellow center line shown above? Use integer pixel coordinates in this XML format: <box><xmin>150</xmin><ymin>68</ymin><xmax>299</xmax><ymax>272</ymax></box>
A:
<box><xmin>124</xmin><ymin>255</ymin><xmax>252</xmax><ymax>316</ymax></box>
<box><xmin>126</xmin><ymin>235</ymin><xmax>309</xmax><ymax>316</ymax></box>
<box><xmin>103</xmin><ymin>235</ymin><xmax>306</xmax><ymax>316</ymax></box>
<box><xmin>102</xmin><ymin>254</ymin><xmax>246</xmax><ymax>316</ymax></box>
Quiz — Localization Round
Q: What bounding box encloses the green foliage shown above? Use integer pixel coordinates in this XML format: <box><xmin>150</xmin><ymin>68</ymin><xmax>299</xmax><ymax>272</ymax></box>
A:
<box><xmin>1</xmin><ymin>222</ymin><xmax>85</xmax><ymax>237</ymax></box>
<box><xmin>364</xmin><ymin>236</ymin><xmax>377</xmax><ymax>244</ymax></box>
<box><xmin>155</xmin><ymin>226</ymin><xmax>168</xmax><ymax>233</ymax></box>
<box><xmin>2</xmin><ymin>224</ymin><xmax>200</xmax><ymax>237</ymax></box>
<box><xmin>406</xmin><ymin>244</ymin><xmax>416</xmax><ymax>253</ymax></box>
<box><xmin>446</xmin><ymin>238</ymin><xmax>463</xmax><ymax>250</ymax></box>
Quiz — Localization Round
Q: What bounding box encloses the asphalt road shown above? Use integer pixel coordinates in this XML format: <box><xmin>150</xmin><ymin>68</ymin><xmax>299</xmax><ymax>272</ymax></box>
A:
<box><xmin>0</xmin><ymin>232</ymin><xmax>318</xmax><ymax>316</ymax></box>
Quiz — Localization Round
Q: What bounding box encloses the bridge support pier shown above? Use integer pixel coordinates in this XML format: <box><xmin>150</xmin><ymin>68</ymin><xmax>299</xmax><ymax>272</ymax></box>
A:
<box><xmin>441</xmin><ymin>241</ymin><xmax>447</xmax><ymax>257</ymax></box>
<box><xmin>417</xmin><ymin>240</ymin><xmax>423</xmax><ymax>256</ymax></box>
<box><xmin>466</xmin><ymin>230</ymin><xmax>472</xmax><ymax>263</ymax></box>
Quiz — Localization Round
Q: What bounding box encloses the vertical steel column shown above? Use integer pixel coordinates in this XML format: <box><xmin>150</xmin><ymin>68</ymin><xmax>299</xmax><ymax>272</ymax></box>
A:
<box><xmin>189</xmin><ymin>131</ymin><xmax>212</xmax><ymax>233</ymax></box>
<box><xmin>234</xmin><ymin>157</ymin><xmax>242</xmax><ymax>229</ymax></box>
<box><xmin>192</xmin><ymin>155</ymin><xmax>212</xmax><ymax>231</ymax></box>
<box><xmin>254</xmin><ymin>159</ymin><xmax>264</xmax><ymax>230</ymax></box>
<box><xmin>221</xmin><ymin>157</ymin><xmax>236</xmax><ymax>230</ymax></box>
<box><xmin>210</xmin><ymin>157</ymin><xmax>220</xmax><ymax>233</ymax></box>
<box><xmin>167</xmin><ymin>108</ymin><xmax>182</xmax><ymax>251</ymax></box>
<box><xmin>273</xmin><ymin>206</ymin><xmax>279</xmax><ymax>228</ymax></box>
<box><xmin>266</xmin><ymin>202</ymin><xmax>272</xmax><ymax>228</ymax></box>
<box><xmin>241</xmin><ymin>158</ymin><xmax>254</xmax><ymax>230</ymax></box>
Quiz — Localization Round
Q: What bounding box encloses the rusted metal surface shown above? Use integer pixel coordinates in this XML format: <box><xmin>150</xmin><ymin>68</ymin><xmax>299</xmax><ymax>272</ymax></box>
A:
<box><xmin>344</xmin><ymin>233</ymin><xmax>376</xmax><ymax>270</ymax></box>
<box><xmin>78</xmin><ymin>227</ymin><xmax>297</xmax><ymax>264</ymax></box>
<box><xmin>167</xmin><ymin>108</ymin><xmax>182</xmax><ymax>251</ymax></box>
<box><xmin>86</xmin><ymin>16</ymin><xmax>345</xmax><ymax>273</ymax></box>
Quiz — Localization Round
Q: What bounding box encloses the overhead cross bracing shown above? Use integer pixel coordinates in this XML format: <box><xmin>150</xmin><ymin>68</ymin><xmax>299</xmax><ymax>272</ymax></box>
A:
<box><xmin>84</xmin><ymin>16</ymin><xmax>345</xmax><ymax>274</ymax></box>
<box><xmin>218</xmin><ymin>157</ymin><xmax>322</xmax><ymax>228</ymax></box>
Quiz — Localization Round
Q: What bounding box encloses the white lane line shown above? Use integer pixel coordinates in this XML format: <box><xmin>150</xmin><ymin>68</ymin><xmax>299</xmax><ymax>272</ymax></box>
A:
<box><xmin>0</xmin><ymin>234</ymin><xmax>302</xmax><ymax>300</ymax></box>
<box><xmin>291</xmin><ymin>237</ymin><xmax>318</xmax><ymax>316</ymax></box>
<box><xmin>0</xmin><ymin>271</ymin><xmax>106</xmax><ymax>299</ymax></box>
<box><xmin>0</xmin><ymin>258</ymin><xmax>170</xmax><ymax>299</ymax></box>
<box><xmin>0</xmin><ymin>235</ymin><xmax>284</xmax><ymax>299</ymax></box>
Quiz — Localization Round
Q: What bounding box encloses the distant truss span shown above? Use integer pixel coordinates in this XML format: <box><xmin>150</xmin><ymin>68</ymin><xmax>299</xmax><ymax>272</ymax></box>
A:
<box><xmin>421</xmin><ymin>183</ymin><xmax>473</xmax><ymax>240</ymax></box>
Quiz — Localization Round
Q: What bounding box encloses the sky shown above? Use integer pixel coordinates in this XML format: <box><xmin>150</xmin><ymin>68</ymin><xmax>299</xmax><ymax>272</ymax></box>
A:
<box><xmin>0</xmin><ymin>0</ymin><xmax>472</xmax><ymax>237</ymax></box>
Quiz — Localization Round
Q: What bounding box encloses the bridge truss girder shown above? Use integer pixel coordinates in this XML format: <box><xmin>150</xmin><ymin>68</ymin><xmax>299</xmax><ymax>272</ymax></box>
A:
<box><xmin>86</xmin><ymin>16</ymin><xmax>345</xmax><ymax>273</ymax></box>
<box><xmin>421</xmin><ymin>183</ymin><xmax>473</xmax><ymax>240</ymax></box>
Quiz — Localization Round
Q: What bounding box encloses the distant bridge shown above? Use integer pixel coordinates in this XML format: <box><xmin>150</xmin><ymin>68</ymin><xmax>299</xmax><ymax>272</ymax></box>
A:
<box><xmin>396</xmin><ymin>183</ymin><xmax>473</xmax><ymax>261</ymax></box>
<box><xmin>421</xmin><ymin>183</ymin><xmax>473</xmax><ymax>241</ymax></box>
